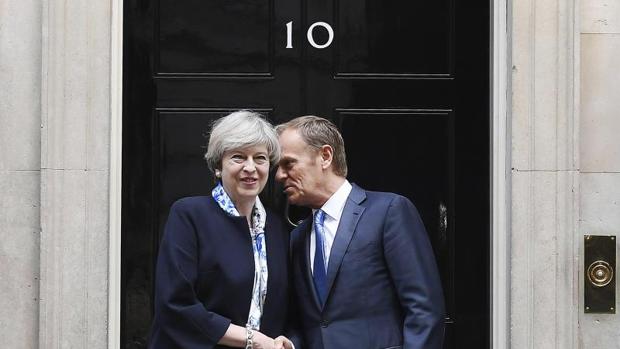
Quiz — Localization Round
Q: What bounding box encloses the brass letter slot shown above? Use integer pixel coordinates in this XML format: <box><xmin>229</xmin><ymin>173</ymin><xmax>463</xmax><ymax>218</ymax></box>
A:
<box><xmin>584</xmin><ymin>235</ymin><xmax>616</xmax><ymax>313</ymax></box>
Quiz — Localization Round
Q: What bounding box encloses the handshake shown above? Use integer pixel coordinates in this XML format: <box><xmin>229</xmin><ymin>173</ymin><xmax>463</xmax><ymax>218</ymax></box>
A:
<box><xmin>245</xmin><ymin>330</ymin><xmax>294</xmax><ymax>349</ymax></box>
<box><xmin>217</xmin><ymin>324</ymin><xmax>294</xmax><ymax>349</ymax></box>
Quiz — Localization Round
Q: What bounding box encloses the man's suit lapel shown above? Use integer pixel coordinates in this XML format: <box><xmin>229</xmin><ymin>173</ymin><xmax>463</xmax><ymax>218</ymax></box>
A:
<box><xmin>298</xmin><ymin>218</ymin><xmax>323</xmax><ymax>310</ymax></box>
<box><xmin>324</xmin><ymin>184</ymin><xmax>366</xmax><ymax>304</ymax></box>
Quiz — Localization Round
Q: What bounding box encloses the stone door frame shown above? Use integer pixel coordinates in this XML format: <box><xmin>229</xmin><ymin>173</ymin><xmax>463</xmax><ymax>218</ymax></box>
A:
<box><xmin>105</xmin><ymin>0</ymin><xmax>516</xmax><ymax>347</ymax></box>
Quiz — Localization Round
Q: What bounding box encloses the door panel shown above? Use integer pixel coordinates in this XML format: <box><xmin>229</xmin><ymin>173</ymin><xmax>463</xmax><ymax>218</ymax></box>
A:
<box><xmin>157</xmin><ymin>0</ymin><xmax>273</xmax><ymax>74</ymax></box>
<box><xmin>122</xmin><ymin>0</ymin><xmax>489</xmax><ymax>347</ymax></box>
<box><xmin>335</xmin><ymin>0</ymin><xmax>452</xmax><ymax>75</ymax></box>
<box><xmin>335</xmin><ymin>109</ymin><xmax>455</xmax><ymax>324</ymax></box>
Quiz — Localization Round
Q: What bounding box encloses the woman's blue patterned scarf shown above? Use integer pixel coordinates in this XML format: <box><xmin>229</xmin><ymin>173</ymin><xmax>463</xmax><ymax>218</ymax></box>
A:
<box><xmin>212</xmin><ymin>182</ymin><xmax>267</xmax><ymax>330</ymax></box>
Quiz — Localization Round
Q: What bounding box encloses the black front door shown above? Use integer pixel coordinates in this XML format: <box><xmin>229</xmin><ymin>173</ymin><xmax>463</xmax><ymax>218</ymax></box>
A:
<box><xmin>122</xmin><ymin>0</ymin><xmax>490</xmax><ymax>348</ymax></box>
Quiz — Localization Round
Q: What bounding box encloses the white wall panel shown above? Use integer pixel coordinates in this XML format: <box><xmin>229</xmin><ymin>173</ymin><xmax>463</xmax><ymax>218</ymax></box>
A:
<box><xmin>0</xmin><ymin>0</ymin><xmax>42</xmax><ymax>347</ymax></box>
<box><xmin>580</xmin><ymin>34</ymin><xmax>620</xmax><ymax>173</ymax></box>
<box><xmin>39</xmin><ymin>0</ymin><xmax>112</xmax><ymax>347</ymax></box>
<box><xmin>511</xmin><ymin>0</ymin><xmax>580</xmax><ymax>347</ymax></box>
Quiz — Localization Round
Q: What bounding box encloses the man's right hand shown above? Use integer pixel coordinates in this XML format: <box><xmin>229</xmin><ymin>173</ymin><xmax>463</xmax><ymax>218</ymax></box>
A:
<box><xmin>274</xmin><ymin>335</ymin><xmax>294</xmax><ymax>349</ymax></box>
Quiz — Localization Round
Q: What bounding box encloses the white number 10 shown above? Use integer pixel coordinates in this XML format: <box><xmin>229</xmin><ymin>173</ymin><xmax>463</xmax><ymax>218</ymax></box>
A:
<box><xmin>286</xmin><ymin>21</ymin><xmax>334</xmax><ymax>49</ymax></box>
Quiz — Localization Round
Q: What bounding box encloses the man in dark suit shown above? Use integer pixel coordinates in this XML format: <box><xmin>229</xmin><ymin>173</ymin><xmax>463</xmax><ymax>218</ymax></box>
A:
<box><xmin>275</xmin><ymin>116</ymin><xmax>445</xmax><ymax>349</ymax></box>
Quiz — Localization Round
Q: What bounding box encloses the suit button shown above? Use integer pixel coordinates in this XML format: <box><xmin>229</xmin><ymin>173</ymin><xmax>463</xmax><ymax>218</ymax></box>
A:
<box><xmin>321</xmin><ymin>320</ymin><xmax>329</xmax><ymax>328</ymax></box>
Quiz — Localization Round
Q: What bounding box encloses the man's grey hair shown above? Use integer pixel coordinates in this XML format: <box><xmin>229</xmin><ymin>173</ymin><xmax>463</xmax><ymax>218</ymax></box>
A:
<box><xmin>205</xmin><ymin>110</ymin><xmax>280</xmax><ymax>172</ymax></box>
<box><xmin>276</xmin><ymin>115</ymin><xmax>348</xmax><ymax>177</ymax></box>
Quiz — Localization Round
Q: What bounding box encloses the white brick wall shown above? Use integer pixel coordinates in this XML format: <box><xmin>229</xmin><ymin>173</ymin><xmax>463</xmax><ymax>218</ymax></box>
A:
<box><xmin>580</xmin><ymin>1</ymin><xmax>620</xmax><ymax>347</ymax></box>
<box><xmin>0</xmin><ymin>1</ymin><xmax>42</xmax><ymax>347</ymax></box>
<box><xmin>510</xmin><ymin>0</ymin><xmax>580</xmax><ymax>347</ymax></box>
<box><xmin>38</xmin><ymin>0</ymin><xmax>111</xmax><ymax>347</ymax></box>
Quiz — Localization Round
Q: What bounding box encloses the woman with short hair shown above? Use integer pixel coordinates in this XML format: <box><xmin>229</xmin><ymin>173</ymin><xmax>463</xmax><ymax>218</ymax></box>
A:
<box><xmin>148</xmin><ymin>111</ymin><xmax>293</xmax><ymax>349</ymax></box>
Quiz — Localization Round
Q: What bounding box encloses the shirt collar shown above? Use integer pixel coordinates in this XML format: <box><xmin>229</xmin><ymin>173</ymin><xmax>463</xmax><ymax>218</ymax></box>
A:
<box><xmin>316</xmin><ymin>179</ymin><xmax>352</xmax><ymax>221</ymax></box>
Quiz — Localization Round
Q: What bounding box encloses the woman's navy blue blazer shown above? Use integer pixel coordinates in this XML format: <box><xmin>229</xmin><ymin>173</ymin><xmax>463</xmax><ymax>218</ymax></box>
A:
<box><xmin>148</xmin><ymin>196</ymin><xmax>291</xmax><ymax>348</ymax></box>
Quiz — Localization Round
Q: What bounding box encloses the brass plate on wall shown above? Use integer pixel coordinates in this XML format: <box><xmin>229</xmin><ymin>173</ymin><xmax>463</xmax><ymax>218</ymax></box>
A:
<box><xmin>584</xmin><ymin>235</ymin><xmax>616</xmax><ymax>314</ymax></box>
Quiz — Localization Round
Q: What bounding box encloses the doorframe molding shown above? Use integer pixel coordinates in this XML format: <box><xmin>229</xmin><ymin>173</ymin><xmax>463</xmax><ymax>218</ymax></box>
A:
<box><xmin>107</xmin><ymin>0</ymin><xmax>512</xmax><ymax>347</ymax></box>
<box><xmin>491</xmin><ymin>0</ymin><xmax>511</xmax><ymax>347</ymax></box>
<box><xmin>109</xmin><ymin>0</ymin><xmax>123</xmax><ymax>347</ymax></box>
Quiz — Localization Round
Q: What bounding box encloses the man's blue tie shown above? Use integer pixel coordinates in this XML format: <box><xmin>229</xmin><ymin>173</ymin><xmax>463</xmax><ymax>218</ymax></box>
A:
<box><xmin>312</xmin><ymin>209</ymin><xmax>328</xmax><ymax>305</ymax></box>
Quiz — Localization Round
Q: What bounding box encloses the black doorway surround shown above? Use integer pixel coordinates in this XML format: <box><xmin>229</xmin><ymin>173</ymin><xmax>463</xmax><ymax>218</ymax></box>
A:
<box><xmin>122</xmin><ymin>0</ymin><xmax>490</xmax><ymax>348</ymax></box>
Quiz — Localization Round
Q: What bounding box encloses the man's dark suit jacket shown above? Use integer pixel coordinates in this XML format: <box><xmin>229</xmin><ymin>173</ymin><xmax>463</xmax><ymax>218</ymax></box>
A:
<box><xmin>290</xmin><ymin>184</ymin><xmax>445</xmax><ymax>349</ymax></box>
<box><xmin>148</xmin><ymin>196</ymin><xmax>290</xmax><ymax>349</ymax></box>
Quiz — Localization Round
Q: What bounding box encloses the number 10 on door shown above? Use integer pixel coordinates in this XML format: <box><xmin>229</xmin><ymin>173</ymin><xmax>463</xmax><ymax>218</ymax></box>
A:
<box><xmin>286</xmin><ymin>21</ymin><xmax>334</xmax><ymax>49</ymax></box>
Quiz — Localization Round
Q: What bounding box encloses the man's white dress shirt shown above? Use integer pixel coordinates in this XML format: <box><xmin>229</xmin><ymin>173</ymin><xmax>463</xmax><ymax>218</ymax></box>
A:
<box><xmin>310</xmin><ymin>180</ymin><xmax>353</xmax><ymax>273</ymax></box>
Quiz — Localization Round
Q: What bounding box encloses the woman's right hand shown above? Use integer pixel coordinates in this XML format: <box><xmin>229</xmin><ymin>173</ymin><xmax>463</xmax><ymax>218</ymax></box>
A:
<box><xmin>251</xmin><ymin>332</ymin><xmax>294</xmax><ymax>349</ymax></box>
<box><xmin>251</xmin><ymin>331</ymin><xmax>276</xmax><ymax>349</ymax></box>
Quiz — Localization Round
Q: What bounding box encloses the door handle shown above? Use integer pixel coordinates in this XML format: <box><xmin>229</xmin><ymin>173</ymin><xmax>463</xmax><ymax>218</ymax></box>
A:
<box><xmin>284</xmin><ymin>200</ymin><xmax>299</xmax><ymax>227</ymax></box>
<box><xmin>283</xmin><ymin>200</ymin><xmax>311</xmax><ymax>228</ymax></box>
<box><xmin>438</xmin><ymin>201</ymin><xmax>448</xmax><ymax>245</ymax></box>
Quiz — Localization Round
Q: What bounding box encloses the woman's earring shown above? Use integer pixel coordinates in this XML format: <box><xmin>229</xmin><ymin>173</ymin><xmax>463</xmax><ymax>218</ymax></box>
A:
<box><xmin>215</xmin><ymin>170</ymin><xmax>221</xmax><ymax>178</ymax></box>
